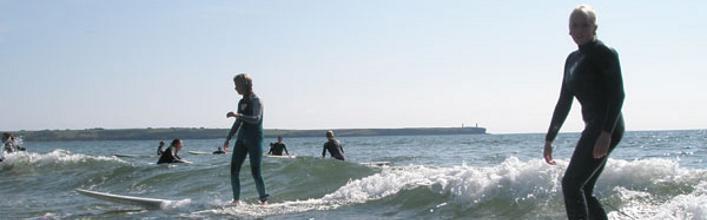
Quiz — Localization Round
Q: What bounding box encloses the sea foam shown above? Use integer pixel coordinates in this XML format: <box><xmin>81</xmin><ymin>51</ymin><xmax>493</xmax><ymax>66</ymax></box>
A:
<box><xmin>0</xmin><ymin>149</ymin><xmax>125</xmax><ymax>169</ymax></box>
<box><xmin>193</xmin><ymin>157</ymin><xmax>706</xmax><ymax>218</ymax></box>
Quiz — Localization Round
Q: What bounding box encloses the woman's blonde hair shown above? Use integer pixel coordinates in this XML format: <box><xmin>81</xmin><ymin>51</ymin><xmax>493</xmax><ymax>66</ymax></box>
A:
<box><xmin>571</xmin><ymin>4</ymin><xmax>598</xmax><ymax>26</ymax></box>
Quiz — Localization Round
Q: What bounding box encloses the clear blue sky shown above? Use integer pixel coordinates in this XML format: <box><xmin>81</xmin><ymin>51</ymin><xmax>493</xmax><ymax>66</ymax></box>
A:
<box><xmin>1</xmin><ymin>1</ymin><xmax>705</xmax><ymax>133</ymax></box>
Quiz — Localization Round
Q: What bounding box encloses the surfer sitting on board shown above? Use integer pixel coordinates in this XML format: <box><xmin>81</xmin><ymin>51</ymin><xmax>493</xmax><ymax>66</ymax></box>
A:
<box><xmin>157</xmin><ymin>139</ymin><xmax>188</xmax><ymax>164</ymax></box>
<box><xmin>156</xmin><ymin>140</ymin><xmax>165</xmax><ymax>156</ymax></box>
<box><xmin>267</xmin><ymin>136</ymin><xmax>289</xmax><ymax>156</ymax></box>
<box><xmin>213</xmin><ymin>146</ymin><xmax>226</xmax><ymax>154</ymax></box>
<box><xmin>322</xmin><ymin>130</ymin><xmax>345</xmax><ymax>161</ymax></box>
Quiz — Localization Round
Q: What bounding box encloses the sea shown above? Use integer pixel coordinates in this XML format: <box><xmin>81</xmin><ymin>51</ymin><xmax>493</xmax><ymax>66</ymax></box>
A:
<box><xmin>1</xmin><ymin>130</ymin><xmax>706</xmax><ymax>219</ymax></box>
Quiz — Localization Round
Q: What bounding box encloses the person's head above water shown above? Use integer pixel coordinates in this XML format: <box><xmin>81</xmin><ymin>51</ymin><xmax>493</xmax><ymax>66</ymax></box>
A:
<box><xmin>159</xmin><ymin>140</ymin><xmax>165</xmax><ymax>146</ymax></box>
<box><xmin>569</xmin><ymin>4</ymin><xmax>598</xmax><ymax>46</ymax></box>
<box><xmin>277</xmin><ymin>136</ymin><xmax>283</xmax><ymax>143</ymax></box>
<box><xmin>326</xmin><ymin>130</ymin><xmax>335</xmax><ymax>140</ymax></box>
<box><xmin>170</xmin><ymin>139</ymin><xmax>183</xmax><ymax>150</ymax></box>
<box><xmin>2</xmin><ymin>132</ymin><xmax>10</xmax><ymax>142</ymax></box>
<box><xmin>233</xmin><ymin>73</ymin><xmax>254</xmax><ymax>96</ymax></box>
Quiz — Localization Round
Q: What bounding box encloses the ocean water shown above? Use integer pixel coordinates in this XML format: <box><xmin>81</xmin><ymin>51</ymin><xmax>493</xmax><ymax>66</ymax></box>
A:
<box><xmin>1</xmin><ymin>130</ymin><xmax>706</xmax><ymax>219</ymax></box>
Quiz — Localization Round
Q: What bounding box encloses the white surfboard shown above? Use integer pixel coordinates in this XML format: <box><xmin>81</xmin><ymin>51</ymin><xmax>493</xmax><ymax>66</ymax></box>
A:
<box><xmin>360</xmin><ymin>161</ymin><xmax>392</xmax><ymax>167</ymax></box>
<box><xmin>187</xmin><ymin>150</ymin><xmax>211</xmax><ymax>155</ymax></box>
<box><xmin>76</xmin><ymin>189</ymin><xmax>173</xmax><ymax>209</ymax></box>
<box><xmin>264</xmin><ymin>154</ymin><xmax>296</xmax><ymax>159</ymax></box>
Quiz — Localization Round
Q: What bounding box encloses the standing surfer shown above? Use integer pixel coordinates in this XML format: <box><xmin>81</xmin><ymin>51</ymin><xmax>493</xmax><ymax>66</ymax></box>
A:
<box><xmin>223</xmin><ymin>73</ymin><xmax>269</xmax><ymax>205</ymax></box>
<box><xmin>543</xmin><ymin>5</ymin><xmax>625</xmax><ymax>220</ymax></box>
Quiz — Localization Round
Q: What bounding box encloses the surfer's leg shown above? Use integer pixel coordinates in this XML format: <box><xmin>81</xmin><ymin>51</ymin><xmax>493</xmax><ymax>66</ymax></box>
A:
<box><xmin>247</xmin><ymin>138</ymin><xmax>268</xmax><ymax>202</ymax></box>
<box><xmin>562</xmin><ymin>130</ymin><xmax>604</xmax><ymax>220</ymax></box>
<box><xmin>230</xmin><ymin>141</ymin><xmax>248</xmax><ymax>201</ymax></box>
<box><xmin>583</xmin><ymin>121</ymin><xmax>624</xmax><ymax>220</ymax></box>
<box><xmin>581</xmin><ymin>159</ymin><xmax>608</xmax><ymax>220</ymax></box>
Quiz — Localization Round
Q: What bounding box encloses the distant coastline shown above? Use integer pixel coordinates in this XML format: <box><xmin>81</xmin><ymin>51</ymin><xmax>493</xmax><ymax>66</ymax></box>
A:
<box><xmin>11</xmin><ymin>126</ymin><xmax>487</xmax><ymax>142</ymax></box>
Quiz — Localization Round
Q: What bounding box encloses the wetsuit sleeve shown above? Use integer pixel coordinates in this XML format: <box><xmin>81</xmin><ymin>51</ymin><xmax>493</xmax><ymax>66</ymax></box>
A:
<box><xmin>168</xmin><ymin>147</ymin><xmax>177</xmax><ymax>161</ymax></box>
<box><xmin>598</xmin><ymin>49</ymin><xmax>625</xmax><ymax>133</ymax></box>
<box><xmin>322</xmin><ymin>144</ymin><xmax>327</xmax><ymax>157</ymax></box>
<box><xmin>545</xmin><ymin>55</ymin><xmax>574</xmax><ymax>142</ymax></box>
<box><xmin>238</xmin><ymin>97</ymin><xmax>263</xmax><ymax>124</ymax></box>
<box><xmin>224</xmin><ymin>119</ymin><xmax>242</xmax><ymax>145</ymax></box>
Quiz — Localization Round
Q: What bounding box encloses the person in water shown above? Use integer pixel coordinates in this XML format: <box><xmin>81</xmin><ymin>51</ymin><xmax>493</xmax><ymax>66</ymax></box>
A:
<box><xmin>321</xmin><ymin>130</ymin><xmax>345</xmax><ymax>161</ymax></box>
<box><xmin>157</xmin><ymin>140</ymin><xmax>165</xmax><ymax>156</ymax></box>
<box><xmin>2</xmin><ymin>132</ymin><xmax>23</xmax><ymax>153</ymax></box>
<box><xmin>0</xmin><ymin>133</ymin><xmax>9</xmax><ymax>162</ymax></box>
<box><xmin>543</xmin><ymin>5</ymin><xmax>625</xmax><ymax>220</ymax></box>
<box><xmin>222</xmin><ymin>73</ymin><xmax>269</xmax><ymax>205</ymax></box>
<box><xmin>268</xmin><ymin>136</ymin><xmax>289</xmax><ymax>156</ymax></box>
<box><xmin>157</xmin><ymin>139</ymin><xmax>188</xmax><ymax>164</ymax></box>
<box><xmin>213</xmin><ymin>146</ymin><xmax>226</xmax><ymax>155</ymax></box>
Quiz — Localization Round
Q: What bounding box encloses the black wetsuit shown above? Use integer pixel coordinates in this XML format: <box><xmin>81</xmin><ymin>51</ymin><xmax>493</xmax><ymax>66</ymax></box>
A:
<box><xmin>213</xmin><ymin>149</ymin><xmax>226</xmax><ymax>154</ymax></box>
<box><xmin>322</xmin><ymin>139</ymin><xmax>345</xmax><ymax>161</ymax></box>
<box><xmin>157</xmin><ymin>146</ymin><xmax>185</xmax><ymax>164</ymax></box>
<box><xmin>546</xmin><ymin>40</ymin><xmax>625</xmax><ymax>220</ymax></box>
<box><xmin>268</xmin><ymin>142</ymin><xmax>288</xmax><ymax>156</ymax></box>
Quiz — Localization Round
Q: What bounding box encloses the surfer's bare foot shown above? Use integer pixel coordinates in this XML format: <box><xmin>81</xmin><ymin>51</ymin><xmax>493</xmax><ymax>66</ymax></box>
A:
<box><xmin>229</xmin><ymin>200</ymin><xmax>240</xmax><ymax>206</ymax></box>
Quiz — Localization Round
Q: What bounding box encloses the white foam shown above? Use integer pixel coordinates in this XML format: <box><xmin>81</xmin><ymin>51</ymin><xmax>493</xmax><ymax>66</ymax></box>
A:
<box><xmin>600</xmin><ymin>158</ymin><xmax>705</xmax><ymax>189</ymax></box>
<box><xmin>608</xmin><ymin>181</ymin><xmax>707</xmax><ymax>220</ymax></box>
<box><xmin>191</xmin><ymin>157</ymin><xmax>707</xmax><ymax>218</ymax></box>
<box><xmin>0</xmin><ymin>149</ymin><xmax>126</xmax><ymax>168</ymax></box>
<box><xmin>161</xmin><ymin>199</ymin><xmax>192</xmax><ymax>210</ymax></box>
<box><xmin>28</xmin><ymin>212</ymin><xmax>60</xmax><ymax>220</ymax></box>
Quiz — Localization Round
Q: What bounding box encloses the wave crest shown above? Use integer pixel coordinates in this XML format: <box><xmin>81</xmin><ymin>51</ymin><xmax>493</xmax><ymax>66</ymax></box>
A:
<box><xmin>1</xmin><ymin>149</ymin><xmax>126</xmax><ymax>170</ymax></box>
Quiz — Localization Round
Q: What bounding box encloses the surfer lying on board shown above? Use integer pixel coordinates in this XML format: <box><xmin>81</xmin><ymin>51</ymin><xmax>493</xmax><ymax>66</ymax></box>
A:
<box><xmin>213</xmin><ymin>146</ymin><xmax>226</xmax><ymax>154</ymax></box>
<box><xmin>267</xmin><ymin>136</ymin><xmax>289</xmax><ymax>156</ymax></box>
<box><xmin>322</xmin><ymin>130</ymin><xmax>345</xmax><ymax>161</ymax></box>
<box><xmin>156</xmin><ymin>140</ymin><xmax>165</xmax><ymax>156</ymax></box>
<box><xmin>157</xmin><ymin>139</ymin><xmax>188</xmax><ymax>164</ymax></box>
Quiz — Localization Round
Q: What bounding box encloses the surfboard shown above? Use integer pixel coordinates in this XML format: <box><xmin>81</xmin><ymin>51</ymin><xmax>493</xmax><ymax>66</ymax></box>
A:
<box><xmin>187</xmin><ymin>151</ymin><xmax>211</xmax><ymax>155</ymax></box>
<box><xmin>76</xmin><ymin>189</ymin><xmax>173</xmax><ymax>209</ymax></box>
<box><xmin>264</xmin><ymin>154</ymin><xmax>296</xmax><ymax>159</ymax></box>
<box><xmin>114</xmin><ymin>154</ymin><xmax>157</xmax><ymax>158</ymax></box>
<box><xmin>114</xmin><ymin>154</ymin><xmax>138</xmax><ymax>158</ymax></box>
<box><xmin>360</xmin><ymin>161</ymin><xmax>392</xmax><ymax>167</ymax></box>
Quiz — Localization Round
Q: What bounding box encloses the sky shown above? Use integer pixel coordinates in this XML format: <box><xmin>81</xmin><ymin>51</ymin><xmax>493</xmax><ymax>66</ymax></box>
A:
<box><xmin>0</xmin><ymin>1</ymin><xmax>705</xmax><ymax>133</ymax></box>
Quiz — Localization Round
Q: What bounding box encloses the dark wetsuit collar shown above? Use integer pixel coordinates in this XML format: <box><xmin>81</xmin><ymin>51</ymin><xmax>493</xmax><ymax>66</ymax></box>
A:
<box><xmin>244</xmin><ymin>93</ymin><xmax>257</xmax><ymax>100</ymax></box>
<box><xmin>578</xmin><ymin>39</ymin><xmax>600</xmax><ymax>52</ymax></box>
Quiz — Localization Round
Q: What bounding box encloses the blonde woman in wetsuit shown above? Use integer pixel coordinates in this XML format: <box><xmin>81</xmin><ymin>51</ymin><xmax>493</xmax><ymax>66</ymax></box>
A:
<box><xmin>543</xmin><ymin>5</ymin><xmax>625</xmax><ymax>220</ymax></box>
